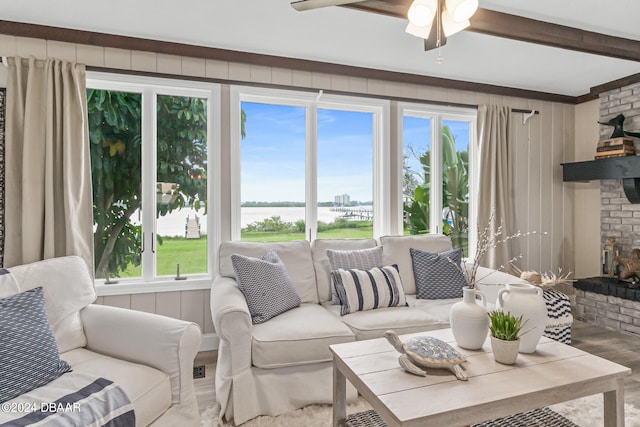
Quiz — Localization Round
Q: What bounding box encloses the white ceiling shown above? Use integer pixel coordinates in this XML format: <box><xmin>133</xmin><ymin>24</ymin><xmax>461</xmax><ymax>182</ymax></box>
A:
<box><xmin>1</xmin><ymin>0</ymin><xmax>639</xmax><ymax>97</ymax></box>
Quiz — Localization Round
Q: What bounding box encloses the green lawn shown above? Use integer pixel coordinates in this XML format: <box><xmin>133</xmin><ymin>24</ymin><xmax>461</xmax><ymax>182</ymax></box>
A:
<box><xmin>117</xmin><ymin>225</ymin><xmax>373</xmax><ymax>277</ymax></box>
<box><xmin>120</xmin><ymin>236</ymin><xmax>208</xmax><ymax>277</ymax></box>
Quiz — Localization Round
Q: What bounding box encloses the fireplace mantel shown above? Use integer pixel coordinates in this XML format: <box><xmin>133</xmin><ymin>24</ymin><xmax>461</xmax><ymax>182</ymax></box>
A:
<box><xmin>574</xmin><ymin>276</ymin><xmax>640</xmax><ymax>302</ymax></box>
<box><xmin>562</xmin><ymin>156</ymin><xmax>640</xmax><ymax>203</ymax></box>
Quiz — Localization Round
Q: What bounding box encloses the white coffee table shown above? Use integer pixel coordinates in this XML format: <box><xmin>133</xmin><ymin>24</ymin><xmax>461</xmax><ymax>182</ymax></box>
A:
<box><xmin>331</xmin><ymin>328</ymin><xmax>631</xmax><ymax>427</ymax></box>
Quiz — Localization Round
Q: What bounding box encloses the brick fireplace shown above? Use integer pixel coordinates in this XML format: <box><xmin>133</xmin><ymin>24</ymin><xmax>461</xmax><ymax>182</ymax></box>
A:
<box><xmin>599</xmin><ymin>82</ymin><xmax>640</xmax><ymax>258</ymax></box>
<box><xmin>574</xmin><ymin>81</ymin><xmax>640</xmax><ymax>337</ymax></box>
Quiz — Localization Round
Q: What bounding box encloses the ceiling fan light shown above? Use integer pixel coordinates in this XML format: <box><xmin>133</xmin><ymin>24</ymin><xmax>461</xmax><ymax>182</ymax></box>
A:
<box><xmin>405</xmin><ymin>21</ymin><xmax>433</xmax><ymax>39</ymax></box>
<box><xmin>407</xmin><ymin>0</ymin><xmax>437</xmax><ymax>27</ymax></box>
<box><xmin>442</xmin><ymin>9</ymin><xmax>469</xmax><ymax>37</ymax></box>
<box><xmin>445</xmin><ymin>0</ymin><xmax>478</xmax><ymax>22</ymax></box>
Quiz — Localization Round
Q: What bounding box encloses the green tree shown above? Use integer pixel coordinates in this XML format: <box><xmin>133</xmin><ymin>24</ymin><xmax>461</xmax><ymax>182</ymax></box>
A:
<box><xmin>404</xmin><ymin>125</ymin><xmax>469</xmax><ymax>252</ymax></box>
<box><xmin>89</xmin><ymin>90</ymin><xmax>143</xmax><ymax>278</ymax></box>
<box><xmin>88</xmin><ymin>90</ymin><xmax>210</xmax><ymax>277</ymax></box>
<box><xmin>441</xmin><ymin>126</ymin><xmax>469</xmax><ymax>251</ymax></box>
<box><xmin>404</xmin><ymin>149</ymin><xmax>431</xmax><ymax>233</ymax></box>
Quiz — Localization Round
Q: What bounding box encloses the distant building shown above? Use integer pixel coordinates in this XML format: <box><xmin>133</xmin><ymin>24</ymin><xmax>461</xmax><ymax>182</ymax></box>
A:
<box><xmin>334</xmin><ymin>194</ymin><xmax>350</xmax><ymax>206</ymax></box>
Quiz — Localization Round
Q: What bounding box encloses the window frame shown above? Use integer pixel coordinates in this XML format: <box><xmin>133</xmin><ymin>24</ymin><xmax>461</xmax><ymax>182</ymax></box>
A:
<box><xmin>230</xmin><ymin>86</ymin><xmax>391</xmax><ymax>241</ymax></box>
<box><xmin>398</xmin><ymin>102</ymin><xmax>478</xmax><ymax>257</ymax></box>
<box><xmin>87</xmin><ymin>72</ymin><xmax>221</xmax><ymax>295</ymax></box>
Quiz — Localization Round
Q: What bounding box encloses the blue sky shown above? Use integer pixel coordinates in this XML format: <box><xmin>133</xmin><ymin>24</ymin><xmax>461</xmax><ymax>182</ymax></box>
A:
<box><xmin>241</xmin><ymin>102</ymin><xmax>373</xmax><ymax>203</ymax></box>
<box><xmin>240</xmin><ymin>102</ymin><xmax>469</xmax><ymax>203</ymax></box>
<box><xmin>240</xmin><ymin>102</ymin><xmax>306</xmax><ymax>202</ymax></box>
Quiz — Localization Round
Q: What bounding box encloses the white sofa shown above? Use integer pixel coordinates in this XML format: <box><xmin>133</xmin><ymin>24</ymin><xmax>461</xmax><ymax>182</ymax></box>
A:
<box><xmin>211</xmin><ymin>234</ymin><xmax>529</xmax><ymax>425</ymax></box>
<box><xmin>0</xmin><ymin>256</ymin><xmax>202</xmax><ymax>427</ymax></box>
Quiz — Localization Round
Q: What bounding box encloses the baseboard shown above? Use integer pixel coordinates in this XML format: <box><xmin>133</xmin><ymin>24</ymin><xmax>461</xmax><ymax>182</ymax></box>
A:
<box><xmin>200</xmin><ymin>333</ymin><xmax>219</xmax><ymax>351</ymax></box>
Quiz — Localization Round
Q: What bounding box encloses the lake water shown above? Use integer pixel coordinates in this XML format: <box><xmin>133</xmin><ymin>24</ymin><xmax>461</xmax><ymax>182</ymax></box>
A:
<box><xmin>154</xmin><ymin>206</ymin><xmax>369</xmax><ymax>236</ymax></box>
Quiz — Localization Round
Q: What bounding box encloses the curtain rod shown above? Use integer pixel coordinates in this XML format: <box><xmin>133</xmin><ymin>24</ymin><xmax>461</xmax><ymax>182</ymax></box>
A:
<box><xmin>85</xmin><ymin>65</ymin><xmax>545</xmax><ymax>117</ymax></box>
<box><xmin>513</xmin><ymin>109</ymin><xmax>538</xmax><ymax>125</ymax></box>
<box><xmin>512</xmin><ymin>108</ymin><xmax>539</xmax><ymax>115</ymax></box>
<box><xmin>85</xmin><ymin>64</ymin><xmax>542</xmax><ymax>117</ymax></box>
<box><xmin>3</xmin><ymin>59</ymin><xmax>546</xmax><ymax>115</ymax></box>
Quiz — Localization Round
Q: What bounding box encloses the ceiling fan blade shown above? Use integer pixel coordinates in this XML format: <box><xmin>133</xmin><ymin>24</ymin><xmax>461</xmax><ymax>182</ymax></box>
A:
<box><xmin>291</xmin><ymin>0</ymin><xmax>365</xmax><ymax>11</ymax></box>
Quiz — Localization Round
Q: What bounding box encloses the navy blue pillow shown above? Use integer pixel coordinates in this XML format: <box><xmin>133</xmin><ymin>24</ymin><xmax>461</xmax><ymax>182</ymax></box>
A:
<box><xmin>411</xmin><ymin>248</ymin><xmax>467</xmax><ymax>299</ymax></box>
<box><xmin>0</xmin><ymin>287</ymin><xmax>71</xmax><ymax>403</ymax></box>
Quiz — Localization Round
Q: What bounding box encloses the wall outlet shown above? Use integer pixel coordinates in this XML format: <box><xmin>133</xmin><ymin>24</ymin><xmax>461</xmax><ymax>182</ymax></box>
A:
<box><xmin>193</xmin><ymin>365</ymin><xmax>205</xmax><ymax>379</ymax></box>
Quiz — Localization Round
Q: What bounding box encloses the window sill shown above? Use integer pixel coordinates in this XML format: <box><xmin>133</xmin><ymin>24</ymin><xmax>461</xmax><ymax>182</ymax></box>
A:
<box><xmin>95</xmin><ymin>277</ymin><xmax>212</xmax><ymax>296</ymax></box>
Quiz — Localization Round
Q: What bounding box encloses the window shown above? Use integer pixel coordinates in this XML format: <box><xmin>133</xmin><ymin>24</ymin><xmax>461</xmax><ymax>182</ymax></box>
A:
<box><xmin>317</xmin><ymin>108</ymin><xmax>374</xmax><ymax>239</ymax></box>
<box><xmin>231</xmin><ymin>87</ymin><xmax>389</xmax><ymax>242</ymax></box>
<box><xmin>400</xmin><ymin>104</ymin><xmax>477</xmax><ymax>256</ymax></box>
<box><xmin>238</xmin><ymin>101</ymin><xmax>307</xmax><ymax>241</ymax></box>
<box><xmin>87</xmin><ymin>73</ymin><xmax>219</xmax><ymax>284</ymax></box>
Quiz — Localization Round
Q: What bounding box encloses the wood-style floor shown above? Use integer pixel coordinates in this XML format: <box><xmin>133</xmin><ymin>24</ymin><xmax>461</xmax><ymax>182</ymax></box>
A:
<box><xmin>194</xmin><ymin>350</ymin><xmax>217</xmax><ymax>414</ymax></box>
<box><xmin>569</xmin><ymin>321</ymin><xmax>640</xmax><ymax>403</ymax></box>
<box><xmin>193</xmin><ymin>320</ymin><xmax>640</xmax><ymax>415</ymax></box>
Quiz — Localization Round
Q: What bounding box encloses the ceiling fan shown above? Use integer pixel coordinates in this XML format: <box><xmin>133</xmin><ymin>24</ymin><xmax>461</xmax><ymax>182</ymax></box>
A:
<box><xmin>290</xmin><ymin>0</ymin><xmax>478</xmax><ymax>56</ymax></box>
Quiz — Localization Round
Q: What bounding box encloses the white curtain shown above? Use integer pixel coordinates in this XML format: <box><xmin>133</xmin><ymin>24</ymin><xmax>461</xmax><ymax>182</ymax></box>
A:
<box><xmin>4</xmin><ymin>56</ymin><xmax>93</xmax><ymax>271</ymax></box>
<box><xmin>477</xmin><ymin>105</ymin><xmax>514</xmax><ymax>269</ymax></box>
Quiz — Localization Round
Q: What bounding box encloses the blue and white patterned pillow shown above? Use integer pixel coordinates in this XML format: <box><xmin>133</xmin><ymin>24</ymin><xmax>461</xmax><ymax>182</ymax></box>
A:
<box><xmin>231</xmin><ymin>249</ymin><xmax>302</xmax><ymax>324</ymax></box>
<box><xmin>0</xmin><ymin>287</ymin><xmax>72</xmax><ymax>403</ymax></box>
<box><xmin>332</xmin><ymin>264</ymin><xmax>407</xmax><ymax>316</ymax></box>
<box><xmin>327</xmin><ymin>246</ymin><xmax>383</xmax><ymax>304</ymax></box>
<box><xmin>411</xmin><ymin>247</ymin><xmax>467</xmax><ymax>299</ymax></box>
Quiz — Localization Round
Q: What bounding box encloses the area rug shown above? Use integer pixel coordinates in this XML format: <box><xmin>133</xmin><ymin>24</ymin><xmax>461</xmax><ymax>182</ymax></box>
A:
<box><xmin>200</xmin><ymin>394</ymin><xmax>640</xmax><ymax>427</ymax></box>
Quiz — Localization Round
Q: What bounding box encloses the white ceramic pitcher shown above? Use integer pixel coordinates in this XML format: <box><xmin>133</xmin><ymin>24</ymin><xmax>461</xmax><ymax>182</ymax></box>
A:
<box><xmin>496</xmin><ymin>283</ymin><xmax>548</xmax><ymax>353</ymax></box>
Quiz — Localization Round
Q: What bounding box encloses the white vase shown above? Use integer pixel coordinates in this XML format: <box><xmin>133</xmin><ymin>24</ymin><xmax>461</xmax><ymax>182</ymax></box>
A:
<box><xmin>496</xmin><ymin>283</ymin><xmax>548</xmax><ymax>353</ymax></box>
<box><xmin>490</xmin><ymin>336</ymin><xmax>520</xmax><ymax>365</ymax></box>
<box><xmin>450</xmin><ymin>287</ymin><xmax>489</xmax><ymax>350</ymax></box>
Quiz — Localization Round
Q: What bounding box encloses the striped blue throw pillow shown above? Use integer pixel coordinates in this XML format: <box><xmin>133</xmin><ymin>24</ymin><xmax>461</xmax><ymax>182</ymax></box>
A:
<box><xmin>332</xmin><ymin>265</ymin><xmax>407</xmax><ymax>316</ymax></box>
<box><xmin>327</xmin><ymin>246</ymin><xmax>383</xmax><ymax>304</ymax></box>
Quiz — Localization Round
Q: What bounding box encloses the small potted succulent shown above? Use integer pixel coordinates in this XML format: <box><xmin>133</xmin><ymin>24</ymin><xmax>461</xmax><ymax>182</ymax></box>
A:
<box><xmin>488</xmin><ymin>310</ymin><xmax>527</xmax><ymax>365</ymax></box>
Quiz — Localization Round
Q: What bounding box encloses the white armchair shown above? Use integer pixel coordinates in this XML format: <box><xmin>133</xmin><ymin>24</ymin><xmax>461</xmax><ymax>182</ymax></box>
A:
<box><xmin>80</xmin><ymin>304</ymin><xmax>202</xmax><ymax>426</ymax></box>
<box><xmin>1</xmin><ymin>256</ymin><xmax>202</xmax><ymax>427</ymax></box>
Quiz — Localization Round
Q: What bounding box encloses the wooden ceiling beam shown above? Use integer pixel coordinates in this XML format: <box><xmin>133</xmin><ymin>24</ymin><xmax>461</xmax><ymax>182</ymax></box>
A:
<box><xmin>1</xmin><ymin>14</ymin><xmax>638</xmax><ymax>103</ymax></box>
<box><xmin>343</xmin><ymin>3</ymin><xmax>640</xmax><ymax>62</ymax></box>
<box><xmin>468</xmin><ymin>9</ymin><xmax>640</xmax><ymax>62</ymax></box>
<box><xmin>0</xmin><ymin>19</ymin><xmax>575</xmax><ymax>104</ymax></box>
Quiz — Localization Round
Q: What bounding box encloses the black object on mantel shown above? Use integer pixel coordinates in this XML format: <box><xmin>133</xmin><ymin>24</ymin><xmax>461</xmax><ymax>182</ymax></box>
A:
<box><xmin>598</xmin><ymin>114</ymin><xmax>626</xmax><ymax>138</ymax></box>
<box><xmin>561</xmin><ymin>156</ymin><xmax>640</xmax><ymax>203</ymax></box>
<box><xmin>574</xmin><ymin>277</ymin><xmax>640</xmax><ymax>302</ymax></box>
